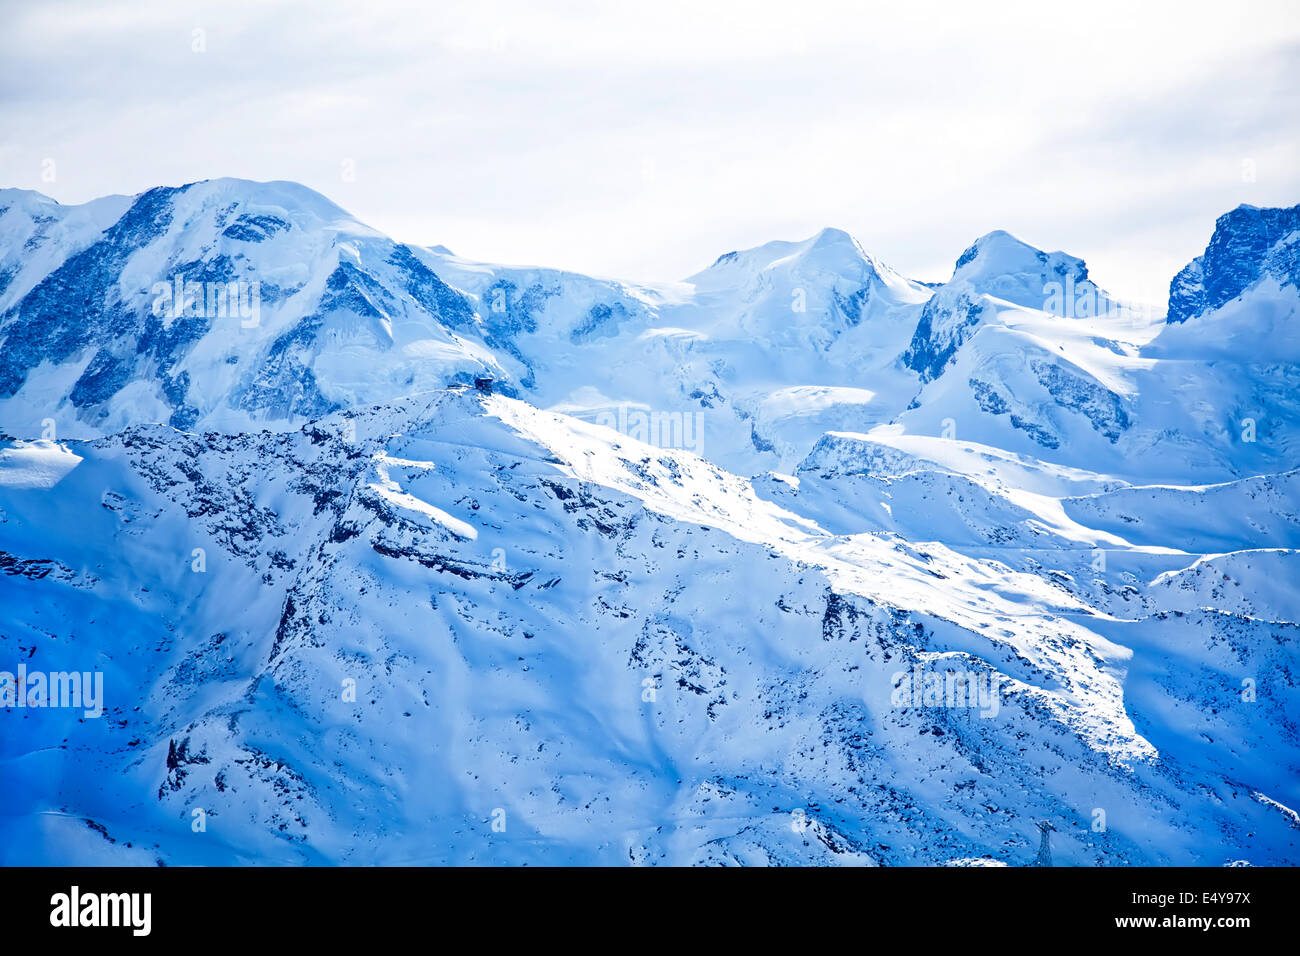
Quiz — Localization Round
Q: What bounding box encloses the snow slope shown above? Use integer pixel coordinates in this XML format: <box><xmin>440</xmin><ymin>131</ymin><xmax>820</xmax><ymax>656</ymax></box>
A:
<box><xmin>1</xmin><ymin>391</ymin><xmax>1296</xmax><ymax>865</ymax></box>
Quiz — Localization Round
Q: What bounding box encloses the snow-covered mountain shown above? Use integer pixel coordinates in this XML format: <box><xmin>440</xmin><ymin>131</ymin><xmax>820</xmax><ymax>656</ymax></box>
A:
<box><xmin>1137</xmin><ymin>204</ymin><xmax>1300</xmax><ymax>478</ymax></box>
<box><xmin>0</xmin><ymin>180</ymin><xmax>497</xmax><ymax>437</ymax></box>
<box><xmin>5</xmin><ymin>180</ymin><xmax>1294</xmax><ymax>483</ymax></box>
<box><xmin>3</xmin><ymin>391</ymin><xmax>1297</xmax><ymax>864</ymax></box>
<box><xmin>1</xmin><ymin>180</ymin><xmax>1297</xmax><ymax>865</ymax></box>
<box><xmin>1167</xmin><ymin>203</ymin><xmax>1300</xmax><ymax>325</ymax></box>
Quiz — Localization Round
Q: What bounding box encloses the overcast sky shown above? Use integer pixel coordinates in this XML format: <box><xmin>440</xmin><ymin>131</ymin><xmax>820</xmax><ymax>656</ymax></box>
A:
<box><xmin>2</xmin><ymin>0</ymin><xmax>1298</xmax><ymax>302</ymax></box>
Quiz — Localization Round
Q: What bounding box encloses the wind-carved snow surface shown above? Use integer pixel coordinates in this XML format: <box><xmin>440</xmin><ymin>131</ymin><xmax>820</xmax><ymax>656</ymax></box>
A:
<box><xmin>0</xmin><ymin>181</ymin><xmax>1297</xmax><ymax>865</ymax></box>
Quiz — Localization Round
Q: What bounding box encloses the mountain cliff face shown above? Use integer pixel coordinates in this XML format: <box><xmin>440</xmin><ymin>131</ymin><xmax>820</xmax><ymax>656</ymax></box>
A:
<box><xmin>1</xmin><ymin>180</ymin><xmax>1298</xmax><ymax>865</ymax></box>
<box><xmin>1167</xmin><ymin>204</ymin><xmax>1300</xmax><ymax>325</ymax></box>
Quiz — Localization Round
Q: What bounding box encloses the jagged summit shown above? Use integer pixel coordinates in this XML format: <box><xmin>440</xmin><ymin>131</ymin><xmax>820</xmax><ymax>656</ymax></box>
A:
<box><xmin>1167</xmin><ymin>202</ymin><xmax>1300</xmax><ymax>324</ymax></box>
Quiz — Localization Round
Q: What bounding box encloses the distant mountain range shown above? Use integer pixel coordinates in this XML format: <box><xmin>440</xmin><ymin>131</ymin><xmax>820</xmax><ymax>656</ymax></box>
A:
<box><xmin>3</xmin><ymin>181</ymin><xmax>1296</xmax><ymax>481</ymax></box>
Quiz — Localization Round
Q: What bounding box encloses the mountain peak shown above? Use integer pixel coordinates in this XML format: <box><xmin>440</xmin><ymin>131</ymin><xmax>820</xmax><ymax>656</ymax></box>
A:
<box><xmin>166</xmin><ymin>177</ymin><xmax>364</xmax><ymax>230</ymax></box>
<box><xmin>1167</xmin><ymin>202</ymin><xmax>1300</xmax><ymax>324</ymax></box>
<box><xmin>0</xmin><ymin>186</ymin><xmax>59</xmax><ymax>207</ymax></box>
<box><xmin>943</xmin><ymin>230</ymin><xmax>1095</xmax><ymax>316</ymax></box>
<box><xmin>697</xmin><ymin>226</ymin><xmax>861</xmax><ymax>272</ymax></box>
<box><xmin>808</xmin><ymin>225</ymin><xmax>859</xmax><ymax>248</ymax></box>
<box><xmin>687</xmin><ymin>227</ymin><xmax>905</xmax><ymax>296</ymax></box>
<box><xmin>953</xmin><ymin>230</ymin><xmax>1087</xmax><ymax>283</ymax></box>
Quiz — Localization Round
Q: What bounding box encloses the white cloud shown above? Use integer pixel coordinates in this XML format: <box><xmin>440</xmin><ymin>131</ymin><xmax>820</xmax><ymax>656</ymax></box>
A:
<box><xmin>2</xmin><ymin>0</ymin><xmax>1298</xmax><ymax>301</ymax></box>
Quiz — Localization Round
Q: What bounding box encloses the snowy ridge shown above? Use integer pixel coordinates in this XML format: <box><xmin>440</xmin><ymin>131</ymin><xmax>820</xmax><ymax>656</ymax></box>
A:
<box><xmin>3</xmin><ymin>180</ymin><xmax>1297</xmax><ymax>483</ymax></box>
<box><xmin>1</xmin><ymin>391</ymin><xmax>1297</xmax><ymax>864</ymax></box>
